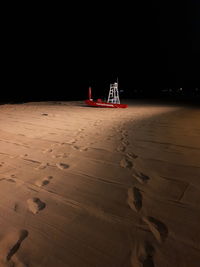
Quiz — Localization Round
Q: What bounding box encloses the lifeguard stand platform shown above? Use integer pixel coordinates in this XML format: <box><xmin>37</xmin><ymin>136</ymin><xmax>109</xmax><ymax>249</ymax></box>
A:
<box><xmin>107</xmin><ymin>82</ymin><xmax>120</xmax><ymax>104</ymax></box>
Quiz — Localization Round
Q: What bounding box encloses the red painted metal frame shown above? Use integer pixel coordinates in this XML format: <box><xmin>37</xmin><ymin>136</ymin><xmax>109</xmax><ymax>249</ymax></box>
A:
<box><xmin>85</xmin><ymin>87</ymin><xmax>128</xmax><ymax>108</ymax></box>
<box><xmin>85</xmin><ymin>100</ymin><xmax>128</xmax><ymax>108</ymax></box>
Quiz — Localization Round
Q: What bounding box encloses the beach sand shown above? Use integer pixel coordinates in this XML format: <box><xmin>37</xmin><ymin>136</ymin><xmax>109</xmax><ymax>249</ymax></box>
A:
<box><xmin>0</xmin><ymin>100</ymin><xmax>199</xmax><ymax>266</ymax></box>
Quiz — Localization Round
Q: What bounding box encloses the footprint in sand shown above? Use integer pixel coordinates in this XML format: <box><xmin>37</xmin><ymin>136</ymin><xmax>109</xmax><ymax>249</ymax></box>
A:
<box><xmin>56</xmin><ymin>162</ymin><xmax>69</xmax><ymax>170</ymax></box>
<box><xmin>27</xmin><ymin>198</ymin><xmax>46</xmax><ymax>214</ymax></box>
<box><xmin>132</xmin><ymin>170</ymin><xmax>150</xmax><ymax>184</ymax></box>
<box><xmin>79</xmin><ymin>147</ymin><xmax>88</xmax><ymax>152</ymax></box>
<box><xmin>126</xmin><ymin>152</ymin><xmax>138</xmax><ymax>159</ymax></box>
<box><xmin>68</xmin><ymin>139</ymin><xmax>77</xmax><ymax>145</ymax></box>
<box><xmin>13</xmin><ymin>203</ymin><xmax>19</xmax><ymax>212</ymax></box>
<box><xmin>72</xmin><ymin>145</ymin><xmax>80</xmax><ymax>150</ymax></box>
<box><xmin>77</xmin><ymin>128</ymin><xmax>85</xmax><ymax>136</ymax></box>
<box><xmin>0</xmin><ymin>229</ymin><xmax>28</xmax><ymax>264</ymax></box>
<box><xmin>116</xmin><ymin>144</ymin><xmax>126</xmax><ymax>152</ymax></box>
<box><xmin>121</xmin><ymin>130</ymin><xmax>128</xmax><ymax>137</ymax></box>
<box><xmin>122</xmin><ymin>139</ymin><xmax>129</xmax><ymax>146</ymax></box>
<box><xmin>20</xmin><ymin>154</ymin><xmax>28</xmax><ymax>158</ymax></box>
<box><xmin>35</xmin><ymin>176</ymin><xmax>53</xmax><ymax>187</ymax></box>
<box><xmin>120</xmin><ymin>157</ymin><xmax>133</xmax><ymax>169</ymax></box>
<box><xmin>72</xmin><ymin>145</ymin><xmax>88</xmax><ymax>152</ymax></box>
<box><xmin>131</xmin><ymin>241</ymin><xmax>155</xmax><ymax>267</ymax></box>
<box><xmin>78</xmin><ymin>135</ymin><xmax>85</xmax><ymax>139</ymax></box>
<box><xmin>36</xmin><ymin>163</ymin><xmax>49</xmax><ymax>170</ymax></box>
<box><xmin>52</xmin><ymin>153</ymin><xmax>68</xmax><ymax>158</ymax></box>
<box><xmin>142</xmin><ymin>216</ymin><xmax>168</xmax><ymax>243</ymax></box>
<box><xmin>43</xmin><ymin>148</ymin><xmax>53</xmax><ymax>153</ymax></box>
<box><xmin>127</xmin><ymin>187</ymin><xmax>143</xmax><ymax>212</ymax></box>
<box><xmin>59</xmin><ymin>142</ymin><xmax>68</xmax><ymax>146</ymax></box>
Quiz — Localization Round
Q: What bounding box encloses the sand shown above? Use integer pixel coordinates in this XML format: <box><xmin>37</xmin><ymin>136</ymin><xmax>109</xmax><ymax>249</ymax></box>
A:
<box><xmin>0</xmin><ymin>100</ymin><xmax>199</xmax><ymax>266</ymax></box>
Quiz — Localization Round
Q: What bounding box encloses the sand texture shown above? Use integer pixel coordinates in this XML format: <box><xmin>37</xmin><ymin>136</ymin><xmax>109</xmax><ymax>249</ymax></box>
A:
<box><xmin>0</xmin><ymin>100</ymin><xmax>200</xmax><ymax>266</ymax></box>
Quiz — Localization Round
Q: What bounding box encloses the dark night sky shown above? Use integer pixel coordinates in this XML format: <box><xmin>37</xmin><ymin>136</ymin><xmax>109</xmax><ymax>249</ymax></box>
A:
<box><xmin>2</xmin><ymin>1</ymin><xmax>200</xmax><ymax>102</ymax></box>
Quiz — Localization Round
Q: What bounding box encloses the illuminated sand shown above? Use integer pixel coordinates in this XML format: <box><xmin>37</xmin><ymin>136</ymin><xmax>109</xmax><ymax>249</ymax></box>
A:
<box><xmin>0</xmin><ymin>101</ymin><xmax>200</xmax><ymax>266</ymax></box>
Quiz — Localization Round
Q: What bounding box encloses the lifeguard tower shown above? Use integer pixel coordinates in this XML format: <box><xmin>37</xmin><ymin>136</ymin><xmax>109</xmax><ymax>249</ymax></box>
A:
<box><xmin>107</xmin><ymin>82</ymin><xmax>120</xmax><ymax>104</ymax></box>
<box><xmin>85</xmin><ymin>80</ymin><xmax>127</xmax><ymax>108</ymax></box>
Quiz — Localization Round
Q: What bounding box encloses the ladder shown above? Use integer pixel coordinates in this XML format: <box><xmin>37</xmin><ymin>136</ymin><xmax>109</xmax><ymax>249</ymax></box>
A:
<box><xmin>107</xmin><ymin>82</ymin><xmax>120</xmax><ymax>104</ymax></box>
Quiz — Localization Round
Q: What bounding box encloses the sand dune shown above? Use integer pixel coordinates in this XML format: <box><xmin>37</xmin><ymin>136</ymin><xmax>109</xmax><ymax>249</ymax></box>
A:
<box><xmin>0</xmin><ymin>101</ymin><xmax>200</xmax><ymax>266</ymax></box>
